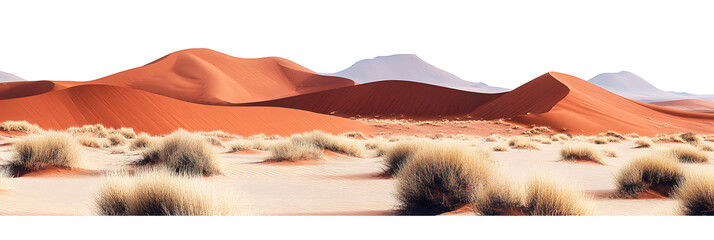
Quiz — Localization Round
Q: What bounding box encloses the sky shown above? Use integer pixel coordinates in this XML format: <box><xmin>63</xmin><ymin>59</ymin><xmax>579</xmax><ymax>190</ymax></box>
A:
<box><xmin>1</xmin><ymin>0</ymin><xmax>713</xmax><ymax>94</ymax></box>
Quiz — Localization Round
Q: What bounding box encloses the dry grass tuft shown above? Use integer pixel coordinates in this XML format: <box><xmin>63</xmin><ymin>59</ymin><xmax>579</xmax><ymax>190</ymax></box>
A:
<box><xmin>522</xmin><ymin>126</ymin><xmax>551</xmax><ymax>135</ymax></box>
<box><xmin>0</xmin><ymin>120</ymin><xmax>41</xmax><ymax>133</ymax></box>
<box><xmin>9</xmin><ymin>131</ymin><xmax>82</xmax><ymax>173</ymax></box>
<box><xmin>112</xmin><ymin>128</ymin><xmax>137</xmax><ymax>139</ymax></box>
<box><xmin>593</xmin><ymin>137</ymin><xmax>608</xmax><ymax>144</ymax></box>
<box><xmin>67</xmin><ymin>124</ymin><xmax>108</xmax><ymax>137</ymax></box>
<box><xmin>130</xmin><ymin>133</ymin><xmax>153</xmax><ymax>150</ymax></box>
<box><xmin>485</xmin><ymin>134</ymin><xmax>502</xmax><ymax>142</ymax></box>
<box><xmin>550</xmin><ymin>133</ymin><xmax>571</xmax><ymax>142</ymax></box>
<box><xmin>492</xmin><ymin>144</ymin><xmax>509</xmax><ymax>152</ymax></box>
<box><xmin>698</xmin><ymin>144</ymin><xmax>713</xmax><ymax>152</ymax></box>
<box><xmin>341</xmin><ymin>131</ymin><xmax>366</xmax><ymax>138</ymax></box>
<box><xmin>615</xmin><ymin>151</ymin><xmax>685</xmax><ymax>197</ymax></box>
<box><xmin>679</xmin><ymin>133</ymin><xmax>701</xmax><ymax>145</ymax></box>
<box><xmin>635</xmin><ymin>137</ymin><xmax>654</xmax><ymax>148</ymax></box>
<box><xmin>95</xmin><ymin>168</ymin><xmax>240</xmax><ymax>216</ymax></box>
<box><xmin>525</xmin><ymin>176</ymin><xmax>596</xmax><ymax>216</ymax></box>
<box><xmin>472</xmin><ymin>181</ymin><xmax>524</xmax><ymax>215</ymax></box>
<box><xmin>395</xmin><ymin>143</ymin><xmax>495</xmax><ymax>215</ymax></box>
<box><xmin>601</xmin><ymin>148</ymin><xmax>619</xmax><ymax>158</ymax></box>
<box><xmin>508</xmin><ymin>136</ymin><xmax>539</xmax><ymax>150</ymax></box>
<box><xmin>199</xmin><ymin>130</ymin><xmax>234</xmax><ymax>138</ymax></box>
<box><xmin>138</xmin><ymin>130</ymin><xmax>221</xmax><ymax>176</ymax></box>
<box><xmin>227</xmin><ymin>140</ymin><xmax>253</xmax><ymax>152</ymax></box>
<box><xmin>106</xmin><ymin>133</ymin><xmax>126</xmax><ymax>146</ymax></box>
<box><xmin>383</xmin><ymin>140</ymin><xmax>431</xmax><ymax>174</ymax></box>
<box><xmin>266</xmin><ymin>140</ymin><xmax>322</xmax><ymax>161</ymax></box>
<box><xmin>76</xmin><ymin>135</ymin><xmax>111</xmax><ymax>148</ymax></box>
<box><xmin>673</xmin><ymin>173</ymin><xmax>714</xmax><ymax>215</ymax></box>
<box><xmin>559</xmin><ymin>144</ymin><xmax>604</xmax><ymax>164</ymax></box>
<box><xmin>288</xmin><ymin>130</ymin><xmax>364</xmax><ymax>157</ymax></box>
<box><xmin>669</xmin><ymin>145</ymin><xmax>709</xmax><ymax>163</ymax></box>
<box><xmin>204</xmin><ymin>136</ymin><xmax>222</xmax><ymax>146</ymax></box>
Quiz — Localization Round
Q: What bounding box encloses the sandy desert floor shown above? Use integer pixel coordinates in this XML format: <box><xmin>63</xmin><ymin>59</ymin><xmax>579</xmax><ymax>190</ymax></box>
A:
<box><xmin>2</xmin><ymin>132</ymin><xmax>711</xmax><ymax>216</ymax></box>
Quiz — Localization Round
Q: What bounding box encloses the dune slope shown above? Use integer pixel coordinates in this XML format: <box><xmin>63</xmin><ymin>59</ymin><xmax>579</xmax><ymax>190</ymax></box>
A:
<box><xmin>0</xmin><ymin>84</ymin><xmax>371</xmax><ymax>136</ymax></box>
<box><xmin>241</xmin><ymin>80</ymin><xmax>504</xmax><ymax>119</ymax></box>
<box><xmin>649</xmin><ymin>99</ymin><xmax>714</xmax><ymax>114</ymax></box>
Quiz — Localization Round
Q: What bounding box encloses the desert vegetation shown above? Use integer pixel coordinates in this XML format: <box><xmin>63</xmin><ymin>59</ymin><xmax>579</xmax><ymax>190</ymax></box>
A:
<box><xmin>635</xmin><ymin>137</ymin><xmax>654</xmax><ymax>148</ymax></box>
<box><xmin>508</xmin><ymin>136</ymin><xmax>539</xmax><ymax>150</ymax></box>
<box><xmin>265</xmin><ymin>140</ymin><xmax>322</xmax><ymax>161</ymax></box>
<box><xmin>0</xmin><ymin>120</ymin><xmax>42</xmax><ymax>133</ymax></box>
<box><xmin>668</xmin><ymin>145</ymin><xmax>709</xmax><ymax>163</ymax></box>
<box><xmin>95</xmin><ymin>168</ymin><xmax>239</xmax><ymax>216</ymax></box>
<box><xmin>7</xmin><ymin>131</ymin><xmax>83</xmax><ymax>174</ymax></box>
<box><xmin>382</xmin><ymin>140</ymin><xmax>431</xmax><ymax>174</ymax></box>
<box><xmin>615</xmin><ymin>151</ymin><xmax>685</xmax><ymax>197</ymax></box>
<box><xmin>288</xmin><ymin>130</ymin><xmax>364</xmax><ymax>157</ymax></box>
<box><xmin>524</xmin><ymin>176</ymin><xmax>595</xmax><ymax>215</ymax></box>
<box><xmin>673</xmin><ymin>173</ymin><xmax>714</xmax><ymax>215</ymax></box>
<box><xmin>138</xmin><ymin>130</ymin><xmax>221</xmax><ymax>176</ymax></box>
<box><xmin>559</xmin><ymin>144</ymin><xmax>604</xmax><ymax>164</ymax></box>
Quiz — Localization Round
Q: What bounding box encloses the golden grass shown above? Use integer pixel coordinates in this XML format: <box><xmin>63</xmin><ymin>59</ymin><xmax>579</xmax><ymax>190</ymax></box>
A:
<box><xmin>530</xmin><ymin>135</ymin><xmax>552</xmax><ymax>144</ymax></box>
<box><xmin>615</xmin><ymin>151</ymin><xmax>685</xmax><ymax>197</ymax></box>
<box><xmin>130</xmin><ymin>133</ymin><xmax>153</xmax><ymax>150</ymax></box>
<box><xmin>266</xmin><ymin>140</ymin><xmax>323</xmax><ymax>161</ymax></box>
<box><xmin>109</xmin><ymin>146</ymin><xmax>128</xmax><ymax>154</ymax></box>
<box><xmin>698</xmin><ymin>144</ymin><xmax>713</xmax><ymax>152</ymax></box>
<box><xmin>112</xmin><ymin>127</ymin><xmax>137</xmax><ymax>139</ymax></box>
<box><xmin>669</xmin><ymin>145</ymin><xmax>709</xmax><ymax>163</ymax></box>
<box><xmin>679</xmin><ymin>133</ymin><xmax>701</xmax><ymax>145</ymax></box>
<box><xmin>199</xmin><ymin>130</ymin><xmax>234</xmax><ymax>138</ymax></box>
<box><xmin>593</xmin><ymin>137</ymin><xmax>608</xmax><ymax>144</ymax></box>
<box><xmin>600</xmin><ymin>130</ymin><xmax>625</xmax><ymax>139</ymax></box>
<box><xmin>0</xmin><ymin>120</ymin><xmax>41</xmax><ymax>133</ymax></box>
<box><xmin>288</xmin><ymin>130</ymin><xmax>364</xmax><ymax>157</ymax></box>
<box><xmin>625</xmin><ymin>133</ymin><xmax>641</xmax><ymax>139</ymax></box>
<box><xmin>673</xmin><ymin>173</ymin><xmax>714</xmax><ymax>215</ymax></box>
<box><xmin>67</xmin><ymin>124</ymin><xmax>108</xmax><ymax>137</ymax></box>
<box><xmin>635</xmin><ymin>137</ymin><xmax>654</xmax><ymax>148</ymax></box>
<box><xmin>95</xmin><ymin>168</ymin><xmax>240</xmax><ymax>216</ymax></box>
<box><xmin>492</xmin><ymin>144</ymin><xmax>509</xmax><ymax>152</ymax></box>
<box><xmin>106</xmin><ymin>133</ymin><xmax>126</xmax><ymax>146</ymax></box>
<box><xmin>341</xmin><ymin>131</ymin><xmax>366</xmax><ymax>138</ymax></box>
<box><xmin>383</xmin><ymin>140</ymin><xmax>431</xmax><ymax>174</ymax></box>
<box><xmin>522</xmin><ymin>126</ymin><xmax>551</xmax><ymax>135</ymax></box>
<box><xmin>559</xmin><ymin>144</ymin><xmax>604</xmax><ymax>164</ymax></box>
<box><xmin>472</xmin><ymin>181</ymin><xmax>524</xmax><ymax>215</ymax></box>
<box><xmin>204</xmin><ymin>136</ymin><xmax>222</xmax><ymax>146</ymax></box>
<box><xmin>550</xmin><ymin>133</ymin><xmax>571</xmax><ymax>142</ymax></box>
<box><xmin>395</xmin><ymin>143</ymin><xmax>494</xmax><ymax>215</ymax></box>
<box><xmin>508</xmin><ymin>136</ymin><xmax>539</xmax><ymax>150</ymax></box>
<box><xmin>601</xmin><ymin>147</ymin><xmax>619</xmax><ymax>158</ymax></box>
<box><xmin>75</xmin><ymin>135</ymin><xmax>111</xmax><ymax>148</ymax></box>
<box><xmin>227</xmin><ymin>140</ymin><xmax>253</xmax><ymax>152</ymax></box>
<box><xmin>139</xmin><ymin>130</ymin><xmax>221</xmax><ymax>176</ymax></box>
<box><xmin>524</xmin><ymin>176</ymin><xmax>595</xmax><ymax>216</ymax></box>
<box><xmin>485</xmin><ymin>134</ymin><xmax>502</xmax><ymax>142</ymax></box>
<box><xmin>9</xmin><ymin>131</ymin><xmax>83</xmax><ymax>173</ymax></box>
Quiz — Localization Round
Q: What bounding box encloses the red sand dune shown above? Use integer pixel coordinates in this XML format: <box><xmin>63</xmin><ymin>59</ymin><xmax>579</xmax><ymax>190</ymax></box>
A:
<box><xmin>649</xmin><ymin>99</ymin><xmax>714</xmax><ymax>113</ymax></box>
<box><xmin>241</xmin><ymin>80</ymin><xmax>504</xmax><ymax>119</ymax></box>
<box><xmin>0</xmin><ymin>84</ymin><xmax>371</xmax><ymax>136</ymax></box>
<box><xmin>0</xmin><ymin>81</ymin><xmax>64</xmax><ymax>100</ymax></box>
<box><xmin>0</xmin><ymin>49</ymin><xmax>356</xmax><ymax>105</ymax></box>
<box><xmin>506</xmin><ymin>72</ymin><xmax>714</xmax><ymax>135</ymax></box>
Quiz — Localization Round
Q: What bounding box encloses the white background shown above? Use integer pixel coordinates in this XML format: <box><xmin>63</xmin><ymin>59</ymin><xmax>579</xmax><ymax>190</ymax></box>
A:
<box><xmin>1</xmin><ymin>0</ymin><xmax>714</xmax><ymax>93</ymax></box>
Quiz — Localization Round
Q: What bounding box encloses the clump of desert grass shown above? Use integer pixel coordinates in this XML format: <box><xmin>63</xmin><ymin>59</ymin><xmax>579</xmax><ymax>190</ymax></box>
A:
<box><xmin>668</xmin><ymin>145</ymin><xmax>709</xmax><ymax>163</ymax></box>
<box><xmin>625</xmin><ymin>133</ymin><xmax>641</xmax><ymax>139</ymax></box>
<box><xmin>485</xmin><ymin>134</ymin><xmax>502</xmax><ymax>142</ymax></box>
<box><xmin>227</xmin><ymin>140</ymin><xmax>257</xmax><ymax>152</ymax></box>
<box><xmin>472</xmin><ymin>180</ymin><xmax>525</xmax><ymax>215</ymax></box>
<box><xmin>522</xmin><ymin>126</ymin><xmax>551</xmax><ymax>135</ymax></box>
<box><xmin>204</xmin><ymin>136</ymin><xmax>222</xmax><ymax>146</ymax></box>
<box><xmin>138</xmin><ymin>130</ymin><xmax>221</xmax><ymax>176</ymax></box>
<box><xmin>601</xmin><ymin>147</ymin><xmax>619</xmax><ymax>158</ymax></box>
<box><xmin>95</xmin><ymin>168</ymin><xmax>240</xmax><ymax>216</ymax></box>
<box><xmin>549</xmin><ymin>133</ymin><xmax>571</xmax><ymax>142</ymax></box>
<box><xmin>106</xmin><ymin>133</ymin><xmax>126</xmax><ymax>146</ymax></box>
<box><xmin>265</xmin><ymin>140</ymin><xmax>322</xmax><ymax>161</ymax></box>
<box><xmin>111</xmin><ymin>127</ymin><xmax>137</xmax><ymax>139</ymax></box>
<box><xmin>559</xmin><ymin>144</ymin><xmax>604</xmax><ymax>164</ymax></box>
<box><xmin>615</xmin><ymin>151</ymin><xmax>685</xmax><ymax>197</ymax></box>
<box><xmin>524</xmin><ymin>176</ymin><xmax>596</xmax><ymax>215</ymax></box>
<box><xmin>198</xmin><ymin>130</ymin><xmax>234</xmax><ymax>138</ymax></box>
<box><xmin>593</xmin><ymin>136</ymin><xmax>618</xmax><ymax>144</ymax></box>
<box><xmin>130</xmin><ymin>133</ymin><xmax>153</xmax><ymax>150</ymax></box>
<box><xmin>382</xmin><ymin>140</ymin><xmax>432</xmax><ymax>174</ymax></box>
<box><xmin>8</xmin><ymin>131</ymin><xmax>83</xmax><ymax>174</ymax></box>
<box><xmin>288</xmin><ymin>130</ymin><xmax>364</xmax><ymax>157</ymax></box>
<box><xmin>395</xmin><ymin>143</ymin><xmax>495</xmax><ymax>215</ymax></box>
<box><xmin>341</xmin><ymin>131</ymin><xmax>366</xmax><ymax>138</ymax></box>
<box><xmin>698</xmin><ymin>144</ymin><xmax>713</xmax><ymax>152</ymax></box>
<box><xmin>109</xmin><ymin>146</ymin><xmax>128</xmax><ymax>154</ymax></box>
<box><xmin>492</xmin><ymin>144</ymin><xmax>509</xmax><ymax>152</ymax></box>
<box><xmin>75</xmin><ymin>135</ymin><xmax>111</xmax><ymax>148</ymax></box>
<box><xmin>679</xmin><ymin>133</ymin><xmax>701</xmax><ymax>145</ymax></box>
<box><xmin>599</xmin><ymin>130</ymin><xmax>625</xmax><ymax>140</ymax></box>
<box><xmin>67</xmin><ymin>124</ymin><xmax>108</xmax><ymax>137</ymax></box>
<box><xmin>673</xmin><ymin>173</ymin><xmax>714</xmax><ymax>215</ymax></box>
<box><xmin>530</xmin><ymin>135</ymin><xmax>552</xmax><ymax>144</ymax></box>
<box><xmin>0</xmin><ymin>120</ymin><xmax>41</xmax><ymax>133</ymax></box>
<box><xmin>247</xmin><ymin>133</ymin><xmax>267</xmax><ymax>140</ymax></box>
<box><xmin>508</xmin><ymin>136</ymin><xmax>539</xmax><ymax>150</ymax></box>
<box><xmin>635</xmin><ymin>137</ymin><xmax>654</xmax><ymax>148</ymax></box>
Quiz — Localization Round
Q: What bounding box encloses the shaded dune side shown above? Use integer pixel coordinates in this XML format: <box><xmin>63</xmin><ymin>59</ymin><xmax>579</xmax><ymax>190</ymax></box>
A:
<box><xmin>510</xmin><ymin>72</ymin><xmax>714</xmax><ymax>135</ymax></box>
<box><xmin>240</xmin><ymin>80</ymin><xmax>504</xmax><ymax>119</ymax></box>
<box><xmin>78</xmin><ymin>48</ymin><xmax>354</xmax><ymax>105</ymax></box>
<box><xmin>0</xmin><ymin>81</ymin><xmax>61</xmax><ymax>100</ymax></box>
<box><xmin>0</xmin><ymin>84</ymin><xmax>372</xmax><ymax>136</ymax></box>
<box><xmin>469</xmin><ymin>73</ymin><xmax>570</xmax><ymax>119</ymax></box>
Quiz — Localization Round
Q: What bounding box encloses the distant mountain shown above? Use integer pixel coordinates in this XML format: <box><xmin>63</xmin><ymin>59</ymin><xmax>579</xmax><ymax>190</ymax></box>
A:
<box><xmin>0</xmin><ymin>71</ymin><xmax>24</xmax><ymax>82</ymax></box>
<box><xmin>329</xmin><ymin>54</ymin><xmax>509</xmax><ymax>93</ymax></box>
<box><xmin>588</xmin><ymin>71</ymin><xmax>713</xmax><ymax>102</ymax></box>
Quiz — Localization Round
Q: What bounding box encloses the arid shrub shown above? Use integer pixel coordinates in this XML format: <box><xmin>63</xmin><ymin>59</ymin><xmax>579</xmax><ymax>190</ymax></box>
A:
<box><xmin>679</xmin><ymin>133</ymin><xmax>701</xmax><ymax>145</ymax></box>
<box><xmin>625</xmin><ymin>133</ymin><xmax>641</xmax><ymax>139</ymax></box>
<box><xmin>76</xmin><ymin>135</ymin><xmax>111</xmax><ymax>148</ymax></box>
<box><xmin>559</xmin><ymin>144</ymin><xmax>603</xmax><ymax>164</ymax></box>
<box><xmin>0</xmin><ymin>120</ymin><xmax>41</xmax><ymax>133</ymax></box>
<box><xmin>106</xmin><ymin>133</ymin><xmax>126</xmax><ymax>146</ymax></box>
<box><xmin>550</xmin><ymin>133</ymin><xmax>571</xmax><ymax>142</ymax></box>
<box><xmin>593</xmin><ymin>137</ymin><xmax>608</xmax><ymax>145</ymax></box>
<box><xmin>601</xmin><ymin>148</ymin><xmax>619</xmax><ymax>158</ymax></box>
<box><xmin>525</xmin><ymin>176</ymin><xmax>595</xmax><ymax>216</ymax></box>
<box><xmin>341</xmin><ymin>131</ymin><xmax>366</xmax><ymax>138</ymax></box>
<box><xmin>138</xmin><ymin>130</ymin><xmax>221</xmax><ymax>176</ymax></box>
<box><xmin>673</xmin><ymin>173</ymin><xmax>714</xmax><ymax>215</ymax></box>
<box><xmin>112</xmin><ymin>128</ymin><xmax>137</xmax><ymax>139</ymax></box>
<box><xmin>383</xmin><ymin>140</ymin><xmax>430</xmax><ymax>174</ymax></box>
<box><xmin>492</xmin><ymin>144</ymin><xmax>509</xmax><ymax>152</ymax></box>
<box><xmin>600</xmin><ymin>131</ymin><xmax>625</xmax><ymax>139</ymax></box>
<box><xmin>669</xmin><ymin>145</ymin><xmax>709</xmax><ymax>163</ymax></box>
<box><xmin>228</xmin><ymin>140</ymin><xmax>253</xmax><ymax>152</ymax></box>
<box><xmin>130</xmin><ymin>133</ymin><xmax>153</xmax><ymax>150</ymax></box>
<box><xmin>615</xmin><ymin>151</ymin><xmax>685</xmax><ymax>197</ymax></box>
<box><xmin>289</xmin><ymin>130</ymin><xmax>364</xmax><ymax>157</ymax></box>
<box><xmin>472</xmin><ymin>181</ymin><xmax>524</xmax><ymax>215</ymax></box>
<box><xmin>485</xmin><ymin>134</ymin><xmax>502</xmax><ymax>142</ymax></box>
<box><xmin>523</xmin><ymin>126</ymin><xmax>551</xmax><ymax>135</ymax></box>
<box><xmin>698</xmin><ymin>144</ymin><xmax>713</xmax><ymax>152</ymax></box>
<box><xmin>204</xmin><ymin>136</ymin><xmax>222</xmax><ymax>146</ymax></box>
<box><xmin>248</xmin><ymin>133</ymin><xmax>267</xmax><ymax>140</ymax></box>
<box><xmin>266</xmin><ymin>140</ymin><xmax>322</xmax><ymax>161</ymax></box>
<box><xmin>199</xmin><ymin>130</ymin><xmax>234</xmax><ymax>138</ymax></box>
<box><xmin>508</xmin><ymin>136</ymin><xmax>539</xmax><ymax>150</ymax></box>
<box><xmin>95</xmin><ymin>168</ymin><xmax>239</xmax><ymax>216</ymax></box>
<box><xmin>67</xmin><ymin>124</ymin><xmax>108</xmax><ymax>137</ymax></box>
<box><xmin>635</xmin><ymin>138</ymin><xmax>654</xmax><ymax>148</ymax></box>
<box><xmin>530</xmin><ymin>136</ymin><xmax>552</xmax><ymax>144</ymax></box>
<box><xmin>9</xmin><ymin>132</ymin><xmax>82</xmax><ymax>173</ymax></box>
<box><xmin>395</xmin><ymin>144</ymin><xmax>495</xmax><ymax>215</ymax></box>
